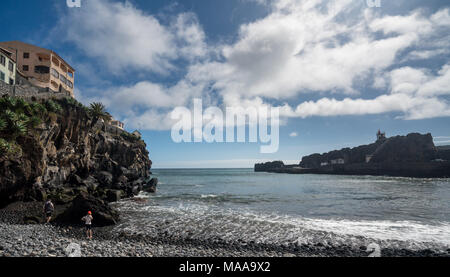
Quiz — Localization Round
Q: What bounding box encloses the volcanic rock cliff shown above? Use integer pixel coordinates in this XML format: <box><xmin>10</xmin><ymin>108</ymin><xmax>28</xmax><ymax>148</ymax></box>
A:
<box><xmin>0</xmin><ymin>97</ymin><xmax>153</xmax><ymax>225</ymax></box>
<box><xmin>299</xmin><ymin>133</ymin><xmax>438</xmax><ymax>168</ymax></box>
<box><xmin>255</xmin><ymin>133</ymin><xmax>450</xmax><ymax>178</ymax></box>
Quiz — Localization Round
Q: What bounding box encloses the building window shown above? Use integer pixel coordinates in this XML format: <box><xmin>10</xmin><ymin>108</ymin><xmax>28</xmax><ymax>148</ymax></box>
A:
<box><xmin>50</xmin><ymin>68</ymin><xmax>59</xmax><ymax>78</ymax></box>
<box><xmin>8</xmin><ymin>61</ymin><xmax>14</xmax><ymax>72</ymax></box>
<box><xmin>9</xmin><ymin>78</ymin><xmax>14</xmax><ymax>85</ymax></box>
<box><xmin>0</xmin><ymin>71</ymin><xmax>5</xmax><ymax>82</ymax></box>
<box><xmin>35</xmin><ymin>65</ymin><xmax>50</xmax><ymax>74</ymax></box>
<box><xmin>23</xmin><ymin>65</ymin><xmax>29</xmax><ymax>71</ymax></box>
<box><xmin>0</xmin><ymin>55</ymin><xmax>5</xmax><ymax>66</ymax></box>
<box><xmin>67</xmin><ymin>80</ymin><xmax>73</xmax><ymax>88</ymax></box>
<box><xmin>52</xmin><ymin>56</ymin><xmax>60</xmax><ymax>66</ymax></box>
<box><xmin>60</xmin><ymin>74</ymin><xmax>67</xmax><ymax>85</ymax></box>
<box><xmin>24</xmin><ymin>52</ymin><xmax>30</xmax><ymax>59</ymax></box>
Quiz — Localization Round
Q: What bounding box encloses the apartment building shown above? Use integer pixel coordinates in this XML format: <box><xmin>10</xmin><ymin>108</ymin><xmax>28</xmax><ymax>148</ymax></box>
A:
<box><xmin>0</xmin><ymin>47</ymin><xmax>16</xmax><ymax>85</ymax></box>
<box><xmin>0</xmin><ymin>41</ymin><xmax>75</xmax><ymax>97</ymax></box>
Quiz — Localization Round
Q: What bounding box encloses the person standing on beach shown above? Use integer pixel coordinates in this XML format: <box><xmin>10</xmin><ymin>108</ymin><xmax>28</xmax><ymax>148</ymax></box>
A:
<box><xmin>81</xmin><ymin>211</ymin><xmax>94</xmax><ymax>239</ymax></box>
<box><xmin>43</xmin><ymin>199</ymin><xmax>54</xmax><ymax>223</ymax></box>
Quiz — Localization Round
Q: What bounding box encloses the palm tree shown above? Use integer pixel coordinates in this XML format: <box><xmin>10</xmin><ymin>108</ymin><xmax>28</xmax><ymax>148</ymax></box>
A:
<box><xmin>88</xmin><ymin>102</ymin><xmax>112</xmax><ymax>127</ymax></box>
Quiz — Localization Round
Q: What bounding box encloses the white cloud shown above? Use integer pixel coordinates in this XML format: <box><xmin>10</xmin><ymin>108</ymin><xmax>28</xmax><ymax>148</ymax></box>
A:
<box><xmin>389</xmin><ymin>67</ymin><xmax>430</xmax><ymax>95</ymax></box>
<box><xmin>187</xmin><ymin>0</ymin><xmax>434</xmax><ymax>100</ymax></box>
<box><xmin>404</xmin><ymin>49</ymin><xmax>450</xmax><ymax>61</ymax></box>
<box><xmin>289</xmin><ymin>132</ymin><xmax>298</xmax><ymax>137</ymax></box>
<box><xmin>68</xmin><ymin>0</ymin><xmax>450</xmax><ymax>130</ymax></box>
<box><xmin>290</xmin><ymin>93</ymin><xmax>450</xmax><ymax>120</ymax></box>
<box><xmin>417</xmin><ymin>65</ymin><xmax>450</xmax><ymax>97</ymax></box>
<box><xmin>369</xmin><ymin>11</ymin><xmax>433</xmax><ymax>35</ymax></box>
<box><xmin>59</xmin><ymin>0</ymin><xmax>207</xmax><ymax>74</ymax></box>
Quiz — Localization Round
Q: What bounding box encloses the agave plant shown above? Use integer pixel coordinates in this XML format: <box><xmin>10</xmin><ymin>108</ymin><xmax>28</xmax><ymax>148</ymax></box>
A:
<box><xmin>16</xmin><ymin>113</ymin><xmax>29</xmax><ymax>124</ymax></box>
<box><xmin>9</xmin><ymin>120</ymin><xmax>27</xmax><ymax>140</ymax></box>
<box><xmin>2</xmin><ymin>109</ymin><xmax>16</xmax><ymax>124</ymax></box>
<box><xmin>30</xmin><ymin>102</ymin><xmax>48</xmax><ymax>118</ymax></box>
<box><xmin>0</xmin><ymin>118</ymin><xmax>6</xmax><ymax>131</ymax></box>
<box><xmin>0</xmin><ymin>96</ymin><xmax>16</xmax><ymax>110</ymax></box>
<box><xmin>14</xmin><ymin>98</ymin><xmax>29</xmax><ymax>113</ymax></box>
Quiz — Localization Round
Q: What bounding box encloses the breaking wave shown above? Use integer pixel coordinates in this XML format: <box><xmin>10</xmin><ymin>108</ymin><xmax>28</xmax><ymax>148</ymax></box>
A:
<box><xmin>114</xmin><ymin>198</ymin><xmax>450</xmax><ymax>252</ymax></box>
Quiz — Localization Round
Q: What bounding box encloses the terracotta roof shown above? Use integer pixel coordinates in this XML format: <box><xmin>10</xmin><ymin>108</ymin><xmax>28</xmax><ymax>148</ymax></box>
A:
<box><xmin>0</xmin><ymin>47</ymin><xmax>15</xmax><ymax>62</ymax></box>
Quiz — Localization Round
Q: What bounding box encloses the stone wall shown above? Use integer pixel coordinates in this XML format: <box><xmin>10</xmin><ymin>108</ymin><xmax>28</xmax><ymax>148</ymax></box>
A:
<box><xmin>1</xmin><ymin>74</ymin><xmax>71</xmax><ymax>101</ymax></box>
<box><xmin>0</xmin><ymin>80</ymin><xmax>13</xmax><ymax>95</ymax></box>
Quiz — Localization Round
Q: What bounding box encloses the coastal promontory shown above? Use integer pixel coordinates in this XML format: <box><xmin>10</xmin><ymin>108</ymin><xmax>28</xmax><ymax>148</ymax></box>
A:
<box><xmin>255</xmin><ymin>132</ymin><xmax>450</xmax><ymax>178</ymax></box>
<box><xmin>0</xmin><ymin>95</ymin><xmax>153</xmax><ymax>225</ymax></box>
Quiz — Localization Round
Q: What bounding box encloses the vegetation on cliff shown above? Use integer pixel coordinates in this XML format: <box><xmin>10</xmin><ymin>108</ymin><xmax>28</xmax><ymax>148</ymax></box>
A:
<box><xmin>0</xmin><ymin>95</ymin><xmax>154</xmax><ymax>225</ymax></box>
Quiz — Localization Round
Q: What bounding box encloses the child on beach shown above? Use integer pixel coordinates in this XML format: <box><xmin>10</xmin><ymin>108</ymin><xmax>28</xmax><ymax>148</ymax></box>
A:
<box><xmin>81</xmin><ymin>211</ymin><xmax>93</xmax><ymax>239</ymax></box>
<box><xmin>43</xmin><ymin>199</ymin><xmax>54</xmax><ymax>223</ymax></box>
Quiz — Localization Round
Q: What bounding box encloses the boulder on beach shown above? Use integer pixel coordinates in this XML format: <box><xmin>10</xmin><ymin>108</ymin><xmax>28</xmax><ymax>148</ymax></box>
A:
<box><xmin>55</xmin><ymin>193</ymin><xmax>119</xmax><ymax>227</ymax></box>
<box><xmin>143</xmin><ymin>178</ymin><xmax>158</xmax><ymax>193</ymax></box>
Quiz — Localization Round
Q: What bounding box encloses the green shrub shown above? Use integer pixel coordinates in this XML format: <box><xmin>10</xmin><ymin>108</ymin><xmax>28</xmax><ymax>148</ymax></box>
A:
<box><xmin>30</xmin><ymin>102</ymin><xmax>48</xmax><ymax>118</ymax></box>
<box><xmin>120</xmin><ymin>132</ymin><xmax>140</xmax><ymax>142</ymax></box>
<box><xmin>0</xmin><ymin>118</ymin><xmax>6</xmax><ymax>131</ymax></box>
<box><xmin>0</xmin><ymin>138</ymin><xmax>22</xmax><ymax>156</ymax></box>
<box><xmin>27</xmin><ymin>116</ymin><xmax>42</xmax><ymax>130</ymax></box>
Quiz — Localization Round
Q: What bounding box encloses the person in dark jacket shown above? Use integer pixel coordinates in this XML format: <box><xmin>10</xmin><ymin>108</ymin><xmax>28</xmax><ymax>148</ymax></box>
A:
<box><xmin>43</xmin><ymin>199</ymin><xmax>54</xmax><ymax>223</ymax></box>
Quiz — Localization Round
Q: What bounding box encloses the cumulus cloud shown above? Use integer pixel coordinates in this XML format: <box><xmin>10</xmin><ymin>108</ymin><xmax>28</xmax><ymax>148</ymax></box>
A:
<box><xmin>291</xmin><ymin>93</ymin><xmax>450</xmax><ymax>120</ymax></box>
<box><xmin>58</xmin><ymin>0</ymin><xmax>207</xmax><ymax>74</ymax></box>
<box><xmin>185</xmin><ymin>0</ymin><xmax>450</xmax><ymax>123</ymax></box>
<box><xmin>65</xmin><ymin>0</ymin><xmax>450</xmax><ymax>130</ymax></box>
<box><xmin>188</xmin><ymin>0</ymin><xmax>437</xmax><ymax>100</ymax></box>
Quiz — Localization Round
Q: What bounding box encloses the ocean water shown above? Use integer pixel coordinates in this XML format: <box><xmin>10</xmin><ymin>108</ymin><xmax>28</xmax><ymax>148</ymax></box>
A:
<box><xmin>114</xmin><ymin>169</ymin><xmax>450</xmax><ymax>252</ymax></box>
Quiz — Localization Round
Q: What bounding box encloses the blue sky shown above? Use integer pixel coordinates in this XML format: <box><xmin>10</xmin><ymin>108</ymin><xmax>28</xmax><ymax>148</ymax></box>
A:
<box><xmin>1</xmin><ymin>0</ymin><xmax>450</xmax><ymax>168</ymax></box>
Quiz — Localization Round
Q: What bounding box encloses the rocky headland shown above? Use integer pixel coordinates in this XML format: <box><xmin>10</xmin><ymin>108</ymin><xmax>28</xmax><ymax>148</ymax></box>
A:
<box><xmin>255</xmin><ymin>133</ymin><xmax>450</xmax><ymax>178</ymax></box>
<box><xmin>0</xmin><ymin>96</ymin><xmax>156</xmax><ymax>226</ymax></box>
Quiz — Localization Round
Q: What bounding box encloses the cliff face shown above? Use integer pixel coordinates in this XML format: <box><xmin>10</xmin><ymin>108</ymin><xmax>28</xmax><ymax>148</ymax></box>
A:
<box><xmin>370</xmin><ymin>133</ymin><xmax>436</xmax><ymax>163</ymax></box>
<box><xmin>256</xmin><ymin>133</ymin><xmax>450</xmax><ymax>178</ymax></box>
<box><xmin>0</xmin><ymin>99</ymin><xmax>152</xmax><ymax>212</ymax></box>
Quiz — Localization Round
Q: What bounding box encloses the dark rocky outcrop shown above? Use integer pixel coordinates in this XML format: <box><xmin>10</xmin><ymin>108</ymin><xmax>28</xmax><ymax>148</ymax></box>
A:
<box><xmin>55</xmin><ymin>193</ymin><xmax>120</xmax><ymax>227</ymax></box>
<box><xmin>437</xmin><ymin>146</ymin><xmax>450</xmax><ymax>161</ymax></box>
<box><xmin>255</xmin><ymin>161</ymin><xmax>285</xmax><ymax>172</ymax></box>
<box><xmin>256</xmin><ymin>133</ymin><xmax>450</xmax><ymax>178</ymax></box>
<box><xmin>299</xmin><ymin>133</ymin><xmax>438</xmax><ymax>168</ymax></box>
<box><xmin>370</xmin><ymin>133</ymin><xmax>437</xmax><ymax>163</ymax></box>
<box><xmin>143</xmin><ymin>178</ymin><xmax>158</xmax><ymax>193</ymax></box>
<box><xmin>0</xmin><ymin>98</ymin><xmax>153</xmax><ymax>225</ymax></box>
